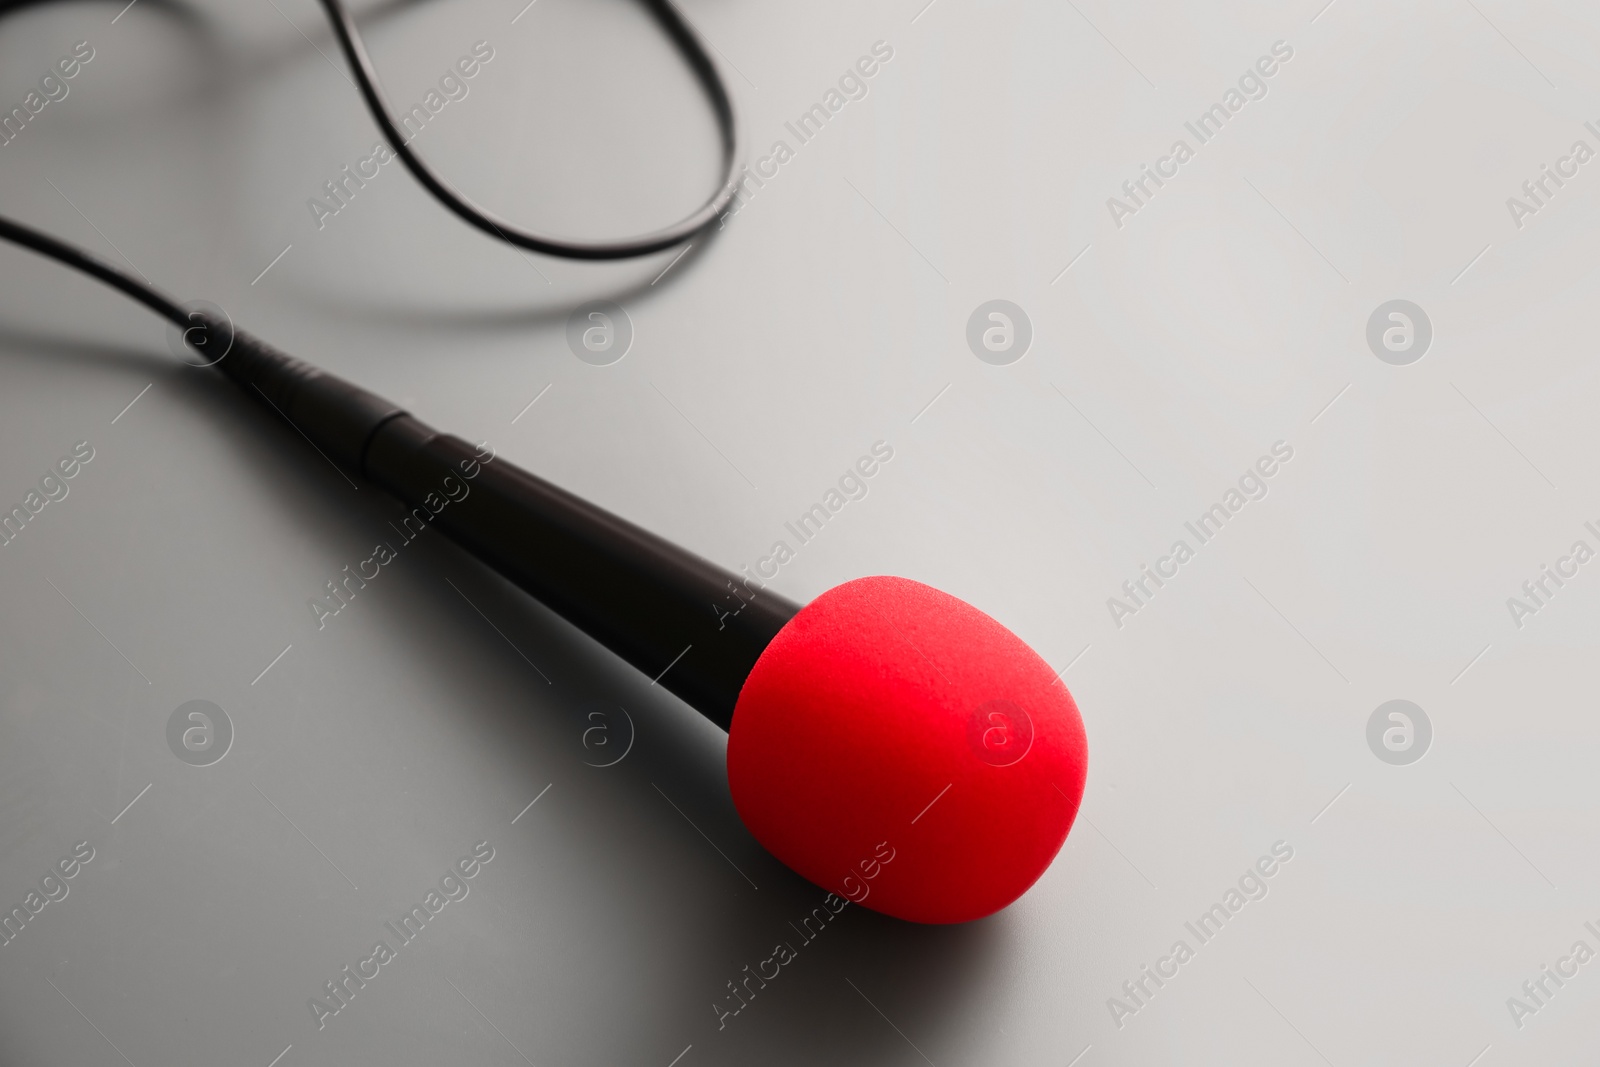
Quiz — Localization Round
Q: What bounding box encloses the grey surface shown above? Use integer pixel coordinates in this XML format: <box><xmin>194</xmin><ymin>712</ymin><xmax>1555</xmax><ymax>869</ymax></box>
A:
<box><xmin>2</xmin><ymin>0</ymin><xmax>1599</xmax><ymax>1064</ymax></box>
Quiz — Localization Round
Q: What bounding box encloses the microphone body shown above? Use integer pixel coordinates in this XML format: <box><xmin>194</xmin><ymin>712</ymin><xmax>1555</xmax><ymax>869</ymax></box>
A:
<box><xmin>212</xmin><ymin>326</ymin><xmax>797</xmax><ymax>729</ymax></box>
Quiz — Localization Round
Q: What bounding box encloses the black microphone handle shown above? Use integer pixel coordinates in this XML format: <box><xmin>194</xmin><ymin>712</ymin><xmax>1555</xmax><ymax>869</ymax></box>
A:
<box><xmin>211</xmin><ymin>324</ymin><xmax>799</xmax><ymax>729</ymax></box>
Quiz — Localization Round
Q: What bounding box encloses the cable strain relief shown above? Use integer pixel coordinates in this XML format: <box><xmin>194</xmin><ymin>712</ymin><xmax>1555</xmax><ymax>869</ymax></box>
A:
<box><xmin>196</xmin><ymin>317</ymin><xmax>407</xmax><ymax>476</ymax></box>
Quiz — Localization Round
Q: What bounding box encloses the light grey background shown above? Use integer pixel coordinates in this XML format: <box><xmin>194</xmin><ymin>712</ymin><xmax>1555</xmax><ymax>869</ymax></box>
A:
<box><xmin>1</xmin><ymin>0</ymin><xmax>1598</xmax><ymax>1064</ymax></box>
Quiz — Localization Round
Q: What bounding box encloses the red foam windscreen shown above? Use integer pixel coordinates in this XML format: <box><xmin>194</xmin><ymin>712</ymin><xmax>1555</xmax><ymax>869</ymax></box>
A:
<box><xmin>727</xmin><ymin>575</ymin><xmax>1088</xmax><ymax>924</ymax></box>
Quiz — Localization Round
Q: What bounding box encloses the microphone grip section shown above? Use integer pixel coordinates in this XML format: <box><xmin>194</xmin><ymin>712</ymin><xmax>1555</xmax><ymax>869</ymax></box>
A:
<box><xmin>363</xmin><ymin>415</ymin><xmax>799</xmax><ymax>729</ymax></box>
<box><xmin>205</xmin><ymin>321</ymin><xmax>796</xmax><ymax>728</ymax></box>
<box><xmin>210</xmin><ymin>324</ymin><xmax>405</xmax><ymax>473</ymax></box>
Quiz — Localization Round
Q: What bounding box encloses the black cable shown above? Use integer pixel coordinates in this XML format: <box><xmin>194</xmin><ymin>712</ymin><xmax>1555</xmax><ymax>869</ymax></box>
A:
<box><xmin>316</xmin><ymin>0</ymin><xmax>739</xmax><ymax>259</ymax></box>
<box><xmin>0</xmin><ymin>0</ymin><xmax>738</xmax><ymax>326</ymax></box>
<box><xmin>0</xmin><ymin>214</ymin><xmax>191</xmax><ymax>329</ymax></box>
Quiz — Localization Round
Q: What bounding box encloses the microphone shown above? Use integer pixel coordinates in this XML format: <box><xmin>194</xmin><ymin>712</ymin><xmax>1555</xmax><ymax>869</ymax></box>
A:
<box><xmin>228</xmin><ymin>319</ymin><xmax>1097</xmax><ymax>923</ymax></box>
<box><xmin>0</xmin><ymin>172</ymin><xmax>1089</xmax><ymax>921</ymax></box>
